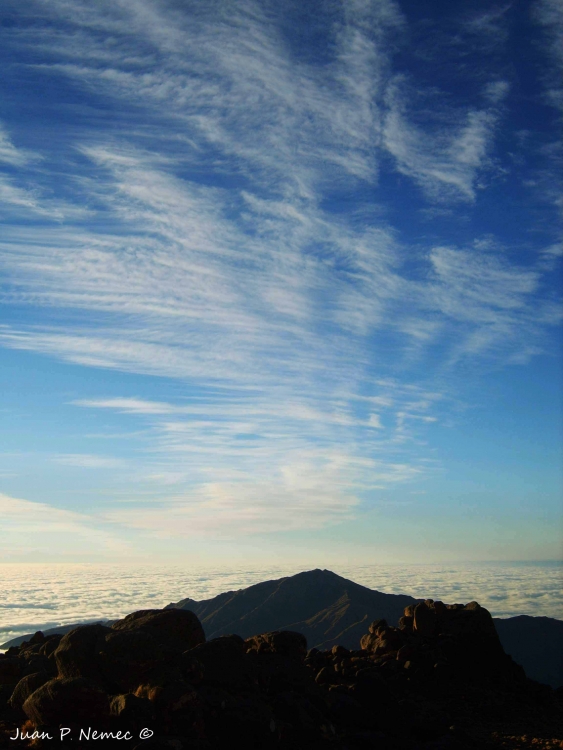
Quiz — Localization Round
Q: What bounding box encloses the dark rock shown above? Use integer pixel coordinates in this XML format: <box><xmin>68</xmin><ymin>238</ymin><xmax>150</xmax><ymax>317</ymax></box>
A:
<box><xmin>9</xmin><ymin>671</ymin><xmax>51</xmax><ymax>711</ymax></box>
<box><xmin>188</xmin><ymin>635</ymin><xmax>247</xmax><ymax>688</ymax></box>
<box><xmin>399</xmin><ymin>614</ymin><xmax>414</xmax><ymax>631</ymax></box>
<box><xmin>38</xmin><ymin>637</ymin><xmax>60</xmax><ymax>658</ymax></box>
<box><xmin>54</xmin><ymin>623</ymin><xmax>111</xmax><ymax>682</ymax></box>
<box><xmin>110</xmin><ymin>692</ymin><xmax>154</xmax><ymax>726</ymax></box>
<box><xmin>368</xmin><ymin>618</ymin><xmax>387</xmax><ymax>634</ymax></box>
<box><xmin>413</xmin><ymin>601</ymin><xmax>438</xmax><ymax>637</ymax></box>
<box><xmin>359</xmin><ymin>631</ymin><xmax>377</xmax><ymax>651</ymax></box>
<box><xmin>22</xmin><ymin>677</ymin><xmax>110</xmax><ymax>726</ymax></box>
<box><xmin>97</xmin><ymin>628</ymin><xmax>181</xmax><ymax>693</ymax></box>
<box><xmin>360</xmin><ymin>625</ymin><xmax>404</xmax><ymax>655</ymax></box>
<box><xmin>245</xmin><ymin>630</ymin><xmax>307</xmax><ymax>661</ymax></box>
<box><xmin>22</xmin><ymin>655</ymin><xmax>55</xmax><ymax>678</ymax></box>
<box><xmin>327</xmin><ymin>691</ymin><xmax>371</xmax><ymax>729</ymax></box>
<box><xmin>215</xmin><ymin>692</ymin><xmax>276</xmax><ymax>746</ymax></box>
<box><xmin>111</xmin><ymin>609</ymin><xmax>205</xmax><ymax>652</ymax></box>
<box><xmin>134</xmin><ymin>680</ymin><xmax>203</xmax><ymax>738</ymax></box>
<box><xmin>315</xmin><ymin>666</ymin><xmax>334</xmax><ymax>685</ymax></box>
<box><xmin>0</xmin><ymin>657</ymin><xmax>22</xmax><ymax>685</ymax></box>
<box><xmin>178</xmin><ymin>653</ymin><xmax>204</xmax><ymax>686</ymax></box>
<box><xmin>0</xmin><ymin>683</ymin><xmax>14</xmax><ymax>708</ymax></box>
<box><xmin>396</xmin><ymin>644</ymin><xmax>416</xmax><ymax>662</ymax></box>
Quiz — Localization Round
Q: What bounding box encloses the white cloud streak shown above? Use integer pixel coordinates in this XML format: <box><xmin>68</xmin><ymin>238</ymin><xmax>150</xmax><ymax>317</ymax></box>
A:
<box><xmin>54</xmin><ymin>454</ymin><xmax>125</xmax><ymax>468</ymax></box>
<box><xmin>0</xmin><ymin>492</ymin><xmax>131</xmax><ymax>557</ymax></box>
<box><xmin>534</xmin><ymin>0</ymin><xmax>563</xmax><ymax>111</ymax></box>
<box><xmin>0</xmin><ymin>0</ymin><xmax>560</xmax><ymax>537</ymax></box>
<box><xmin>0</xmin><ymin>125</ymin><xmax>36</xmax><ymax>167</ymax></box>
<box><xmin>383</xmin><ymin>78</ymin><xmax>504</xmax><ymax>201</ymax></box>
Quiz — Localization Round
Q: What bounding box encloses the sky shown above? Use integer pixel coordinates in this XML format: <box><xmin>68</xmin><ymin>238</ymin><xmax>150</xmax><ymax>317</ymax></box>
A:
<box><xmin>0</xmin><ymin>0</ymin><xmax>561</xmax><ymax>566</ymax></box>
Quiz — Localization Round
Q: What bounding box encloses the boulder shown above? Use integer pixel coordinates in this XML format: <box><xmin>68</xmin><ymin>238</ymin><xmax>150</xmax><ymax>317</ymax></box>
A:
<box><xmin>245</xmin><ymin>631</ymin><xmax>307</xmax><ymax>661</ymax></box>
<box><xmin>398</xmin><ymin>614</ymin><xmax>414</xmax><ymax>631</ymax></box>
<box><xmin>110</xmin><ymin>692</ymin><xmax>155</xmax><ymax>729</ymax></box>
<box><xmin>413</xmin><ymin>601</ymin><xmax>437</xmax><ymax>637</ymax></box>
<box><xmin>188</xmin><ymin>635</ymin><xmax>247</xmax><ymax>688</ymax></box>
<box><xmin>0</xmin><ymin>683</ymin><xmax>14</xmax><ymax>709</ymax></box>
<box><xmin>111</xmin><ymin>609</ymin><xmax>205</xmax><ymax>652</ymax></box>
<box><xmin>22</xmin><ymin>677</ymin><xmax>110</xmax><ymax>726</ymax></box>
<box><xmin>360</xmin><ymin>625</ymin><xmax>405</xmax><ymax>654</ymax></box>
<box><xmin>39</xmin><ymin>635</ymin><xmax>62</xmax><ymax>658</ymax></box>
<box><xmin>0</xmin><ymin>657</ymin><xmax>23</xmax><ymax>685</ymax></box>
<box><xmin>368</xmin><ymin>619</ymin><xmax>387</xmax><ymax>634</ymax></box>
<box><xmin>135</xmin><ymin>680</ymin><xmax>204</xmax><ymax>738</ymax></box>
<box><xmin>359</xmin><ymin>632</ymin><xmax>376</xmax><ymax>651</ymax></box>
<box><xmin>54</xmin><ymin>623</ymin><xmax>111</xmax><ymax>683</ymax></box>
<box><xmin>52</xmin><ymin>611</ymin><xmax>205</xmax><ymax>695</ymax></box>
<box><xmin>178</xmin><ymin>653</ymin><xmax>204</xmax><ymax>686</ymax></box>
<box><xmin>97</xmin><ymin>628</ymin><xmax>181</xmax><ymax>693</ymax></box>
<box><xmin>9</xmin><ymin>671</ymin><xmax>51</xmax><ymax>711</ymax></box>
<box><xmin>22</xmin><ymin>655</ymin><xmax>56</xmax><ymax>678</ymax></box>
<box><xmin>442</xmin><ymin>600</ymin><xmax>497</xmax><ymax>636</ymax></box>
<box><xmin>215</xmin><ymin>693</ymin><xmax>276</xmax><ymax>747</ymax></box>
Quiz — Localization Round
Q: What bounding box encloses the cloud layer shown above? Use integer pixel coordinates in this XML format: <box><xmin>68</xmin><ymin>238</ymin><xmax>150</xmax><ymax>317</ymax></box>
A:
<box><xmin>1</xmin><ymin>562</ymin><xmax>561</xmax><ymax>646</ymax></box>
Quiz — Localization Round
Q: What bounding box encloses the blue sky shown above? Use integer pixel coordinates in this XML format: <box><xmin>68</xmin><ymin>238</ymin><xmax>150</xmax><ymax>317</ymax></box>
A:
<box><xmin>0</xmin><ymin>0</ymin><xmax>561</xmax><ymax>565</ymax></box>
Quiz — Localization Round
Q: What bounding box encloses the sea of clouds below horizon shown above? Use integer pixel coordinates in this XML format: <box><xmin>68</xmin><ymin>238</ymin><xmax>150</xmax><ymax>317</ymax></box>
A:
<box><xmin>0</xmin><ymin>562</ymin><xmax>562</xmax><ymax>646</ymax></box>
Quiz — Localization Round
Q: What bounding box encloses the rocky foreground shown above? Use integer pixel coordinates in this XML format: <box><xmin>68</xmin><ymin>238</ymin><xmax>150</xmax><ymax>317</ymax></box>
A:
<box><xmin>0</xmin><ymin>599</ymin><xmax>562</xmax><ymax>750</ymax></box>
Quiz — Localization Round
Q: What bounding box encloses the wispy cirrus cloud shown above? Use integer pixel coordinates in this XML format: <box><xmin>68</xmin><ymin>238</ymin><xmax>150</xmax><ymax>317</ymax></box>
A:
<box><xmin>0</xmin><ymin>136</ymin><xmax>556</xmax><ymax>533</ymax></box>
<box><xmin>66</xmin><ymin>385</ymin><xmax>435</xmax><ymax>535</ymax></box>
<box><xmin>0</xmin><ymin>492</ymin><xmax>131</xmax><ymax>558</ymax></box>
<box><xmin>383</xmin><ymin>77</ymin><xmax>506</xmax><ymax>202</ymax></box>
<box><xmin>0</xmin><ymin>0</ymin><xmax>560</xmax><ymax>540</ymax></box>
<box><xmin>464</xmin><ymin>5</ymin><xmax>512</xmax><ymax>41</ymax></box>
<box><xmin>53</xmin><ymin>454</ymin><xmax>125</xmax><ymax>468</ymax></box>
<box><xmin>534</xmin><ymin>0</ymin><xmax>563</xmax><ymax>111</ymax></box>
<box><xmin>0</xmin><ymin>125</ymin><xmax>36</xmax><ymax>167</ymax></box>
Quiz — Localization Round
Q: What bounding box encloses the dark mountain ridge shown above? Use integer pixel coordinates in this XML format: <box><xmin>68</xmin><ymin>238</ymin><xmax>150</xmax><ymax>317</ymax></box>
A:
<box><xmin>492</xmin><ymin>614</ymin><xmax>563</xmax><ymax>689</ymax></box>
<box><xmin>166</xmin><ymin>568</ymin><xmax>419</xmax><ymax>649</ymax></box>
<box><xmin>167</xmin><ymin>568</ymin><xmax>563</xmax><ymax>688</ymax></box>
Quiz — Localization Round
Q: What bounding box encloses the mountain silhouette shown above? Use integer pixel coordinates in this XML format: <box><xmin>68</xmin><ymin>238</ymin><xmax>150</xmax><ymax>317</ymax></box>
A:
<box><xmin>167</xmin><ymin>568</ymin><xmax>563</xmax><ymax>687</ymax></box>
<box><xmin>493</xmin><ymin>614</ymin><xmax>563</xmax><ymax>688</ymax></box>
<box><xmin>167</xmin><ymin>568</ymin><xmax>420</xmax><ymax>649</ymax></box>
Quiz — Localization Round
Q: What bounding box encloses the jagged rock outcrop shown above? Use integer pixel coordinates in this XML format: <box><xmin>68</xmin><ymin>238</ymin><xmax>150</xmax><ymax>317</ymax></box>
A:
<box><xmin>358</xmin><ymin>598</ymin><xmax>523</xmax><ymax>683</ymax></box>
<box><xmin>0</xmin><ymin>602</ymin><xmax>561</xmax><ymax>750</ymax></box>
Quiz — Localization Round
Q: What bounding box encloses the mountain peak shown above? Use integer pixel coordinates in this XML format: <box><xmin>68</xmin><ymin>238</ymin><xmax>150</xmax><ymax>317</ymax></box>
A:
<box><xmin>169</xmin><ymin>568</ymin><xmax>417</xmax><ymax>648</ymax></box>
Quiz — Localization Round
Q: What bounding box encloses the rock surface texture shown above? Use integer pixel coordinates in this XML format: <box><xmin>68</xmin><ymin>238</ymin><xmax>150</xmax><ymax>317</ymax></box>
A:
<box><xmin>0</xmin><ymin>601</ymin><xmax>561</xmax><ymax>750</ymax></box>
